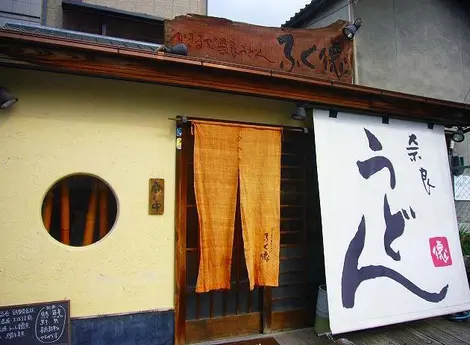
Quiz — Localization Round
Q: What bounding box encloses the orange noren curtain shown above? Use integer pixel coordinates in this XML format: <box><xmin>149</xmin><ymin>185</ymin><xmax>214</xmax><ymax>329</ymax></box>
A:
<box><xmin>194</xmin><ymin>122</ymin><xmax>240</xmax><ymax>293</ymax></box>
<box><xmin>193</xmin><ymin>120</ymin><xmax>282</xmax><ymax>292</ymax></box>
<box><xmin>239</xmin><ymin>127</ymin><xmax>281</xmax><ymax>290</ymax></box>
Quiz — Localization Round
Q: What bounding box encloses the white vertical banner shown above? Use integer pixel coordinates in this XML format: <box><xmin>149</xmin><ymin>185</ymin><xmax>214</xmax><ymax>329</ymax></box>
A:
<box><xmin>313</xmin><ymin>110</ymin><xmax>470</xmax><ymax>334</ymax></box>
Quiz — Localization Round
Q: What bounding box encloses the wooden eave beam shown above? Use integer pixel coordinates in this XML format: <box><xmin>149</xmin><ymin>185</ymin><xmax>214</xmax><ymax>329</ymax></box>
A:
<box><xmin>1</xmin><ymin>29</ymin><xmax>470</xmax><ymax>126</ymax></box>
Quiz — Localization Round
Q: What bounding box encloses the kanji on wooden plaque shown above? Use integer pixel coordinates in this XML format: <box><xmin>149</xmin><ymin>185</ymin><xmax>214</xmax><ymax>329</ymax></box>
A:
<box><xmin>149</xmin><ymin>178</ymin><xmax>164</xmax><ymax>215</ymax></box>
<box><xmin>165</xmin><ymin>15</ymin><xmax>354</xmax><ymax>83</ymax></box>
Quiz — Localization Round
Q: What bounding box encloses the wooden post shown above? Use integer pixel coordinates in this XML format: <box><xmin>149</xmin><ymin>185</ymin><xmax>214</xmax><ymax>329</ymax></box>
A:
<box><xmin>99</xmin><ymin>183</ymin><xmax>108</xmax><ymax>239</ymax></box>
<box><xmin>43</xmin><ymin>191</ymin><xmax>53</xmax><ymax>232</ymax></box>
<box><xmin>175</xmin><ymin>124</ymin><xmax>189</xmax><ymax>345</ymax></box>
<box><xmin>82</xmin><ymin>181</ymin><xmax>98</xmax><ymax>246</ymax></box>
<box><xmin>60</xmin><ymin>181</ymin><xmax>70</xmax><ymax>245</ymax></box>
<box><xmin>262</xmin><ymin>287</ymin><xmax>272</xmax><ymax>334</ymax></box>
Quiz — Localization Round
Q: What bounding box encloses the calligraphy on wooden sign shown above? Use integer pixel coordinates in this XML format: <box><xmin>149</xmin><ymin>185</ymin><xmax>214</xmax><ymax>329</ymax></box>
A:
<box><xmin>165</xmin><ymin>14</ymin><xmax>354</xmax><ymax>82</ymax></box>
<box><xmin>148</xmin><ymin>178</ymin><xmax>164</xmax><ymax>215</ymax></box>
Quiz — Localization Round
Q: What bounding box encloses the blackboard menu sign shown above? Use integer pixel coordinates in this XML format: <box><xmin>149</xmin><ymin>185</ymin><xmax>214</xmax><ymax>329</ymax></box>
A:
<box><xmin>0</xmin><ymin>300</ymin><xmax>70</xmax><ymax>345</ymax></box>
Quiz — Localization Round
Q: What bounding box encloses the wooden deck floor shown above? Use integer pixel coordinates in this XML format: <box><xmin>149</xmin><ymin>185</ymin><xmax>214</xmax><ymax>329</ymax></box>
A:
<box><xmin>344</xmin><ymin>317</ymin><xmax>470</xmax><ymax>345</ymax></box>
<box><xmin>194</xmin><ymin>317</ymin><xmax>470</xmax><ymax>345</ymax></box>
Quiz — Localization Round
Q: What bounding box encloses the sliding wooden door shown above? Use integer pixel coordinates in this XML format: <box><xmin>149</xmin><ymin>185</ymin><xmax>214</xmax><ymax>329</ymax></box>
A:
<box><xmin>175</xmin><ymin>122</ymin><xmax>313</xmax><ymax>344</ymax></box>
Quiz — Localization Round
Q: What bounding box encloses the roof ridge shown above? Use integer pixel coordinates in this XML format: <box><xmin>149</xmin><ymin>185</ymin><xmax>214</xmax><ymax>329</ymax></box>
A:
<box><xmin>283</xmin><ymin>0</ymin><xmax>330</xmax><ymax>28</ymax></box>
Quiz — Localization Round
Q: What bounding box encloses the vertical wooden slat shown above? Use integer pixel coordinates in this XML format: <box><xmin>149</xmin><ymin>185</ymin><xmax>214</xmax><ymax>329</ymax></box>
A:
<box><xmin>60</xmin><ymin>180</ymin><xmax>70</xmax><ymax>245</ymax></box>
<box><xmin>82</xmin><ymin>181</ymin><xmax>98</xmax><ymax>246</ymax></box>
<box><xmin>262</xmin><ymin>134</ymin><xmax>286</xmax><ymax>333</ymax></box>
<box><xmin>247</xmin><ymin>288</ymin><xmax>252</xmax><ymax>313</ymax></box>
<box><xmin>175</xmin><ymin>124</ymin><xmax>189</xmax><ymax>345</ymax></box>
<box><xmin>262</xmin><ymin>287</ymin><xmax>272</xmax><ymax>334</ymax></box>
<box><xmin>43</xmin><ymin>191</ymin><xmax>53</xmax><ymax>232</ymax></box>
<box><xmin>99</xmin><ymin>184</ymin><xmax>108</xmax><ymax>239</ymax></box>
<box><xmin>196</xmin><ymin>293</ymin><xmax>201</xmax><ymax>320</ymax></box>
<box><xmin>223</xmin><ymin>291</ymin><xmax>228</xmax><ymax>316</ymax></box>
<box><xmin>302</xmin><ymin>134</ymin><xmax>309</xmax><ymax>317</ymax></box>
<box><xmin>209</xmin><ymin>291</ymin><xmax>214</xmax><ymax>318</ymax></box>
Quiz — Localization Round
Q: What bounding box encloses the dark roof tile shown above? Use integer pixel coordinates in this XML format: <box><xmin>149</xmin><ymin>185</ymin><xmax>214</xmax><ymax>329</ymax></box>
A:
<box><xmin>283</xmin><ymin>0</ymin><xmax>330</xmax><ymax>28</ymax></box>
<box><xmin>1</xmin><ymin>22</ymin><xmax>163</xmax><ymax>52</ymax></box>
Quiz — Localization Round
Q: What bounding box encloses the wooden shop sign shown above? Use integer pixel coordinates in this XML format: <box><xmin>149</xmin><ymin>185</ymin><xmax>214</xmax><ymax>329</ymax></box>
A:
<box><xmin>165</xmin><ymin>14</ymin><xmax>354</xmax><ymax>83</ymax></box>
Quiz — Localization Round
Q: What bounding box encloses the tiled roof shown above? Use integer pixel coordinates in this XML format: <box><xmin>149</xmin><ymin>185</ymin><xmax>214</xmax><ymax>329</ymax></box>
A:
<box><xmin>2</xmin><ymin>22</ymin><xmax>163</xmax><ymax>52</ymax></box>
<box><xmin>285</xmin><ymin>0</ymin><xmax>470</xmax><ymax>27</ymax></box>
<box><xmin>282</xmin><ymin>0</ymin><xmax>330</xmax><ymax>28</ymax></box>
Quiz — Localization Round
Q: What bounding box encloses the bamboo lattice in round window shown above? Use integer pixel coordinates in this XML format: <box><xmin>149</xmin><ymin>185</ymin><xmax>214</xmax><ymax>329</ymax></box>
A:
<box><xmin>41</xmin><ymin>174</ymin><xmax>118</xmax><ymax>246</ymax></box>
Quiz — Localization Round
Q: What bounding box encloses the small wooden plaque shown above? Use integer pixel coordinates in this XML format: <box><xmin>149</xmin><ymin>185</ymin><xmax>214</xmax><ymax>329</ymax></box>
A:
<box><xmin>149</xmin><ymin>178</ymin><xmax>164</xmax><ymax>215</ymax></box>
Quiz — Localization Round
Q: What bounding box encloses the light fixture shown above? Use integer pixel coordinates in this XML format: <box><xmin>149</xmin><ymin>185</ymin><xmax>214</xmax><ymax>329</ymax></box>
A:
<box><xmin>168</xmin><ymin>43</ymin><xmax>188</xmax><ymax>56</ymax></box>
<box><xmin>157</xmin><ymin>43</ymin><xmax>188</xmax><ymax>56</ymax></box>
<box><xmin>291</xmin><ymin>104</ymin><xmax>307</xmax><ymax>121</ymax></box>
<box><xmin>452</xmin><ymin>127</ymin><xmax>465</xmax><ymax>143</ymax></box>
<box><xmin>0</xmin><ymin>87</ymin><xmax>18</xmax><ymax>109</ymax></box>
<box><xmin>343</xmin><ymin>18</ymin><xmax>363</xmax><ymax>40</ymax></box>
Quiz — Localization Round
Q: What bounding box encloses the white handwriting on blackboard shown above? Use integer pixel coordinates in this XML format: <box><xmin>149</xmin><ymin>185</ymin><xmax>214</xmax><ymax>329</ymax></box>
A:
<box><xmin>13</xmin><ymin>315</ymin><xmax>33</xmax><ymax>322</ymax></box>
<box><xmin>5</xmin><ymin>330</ymin><xmax>26</xmax><ymax>339</ymax></box>
<box><xmin>0</xmin><ymin>302</ymin><xmax>68</xmax><ymax>343</ymax></box>
<box><xmin>39</xmin><ymin>333</ymin><xmax>59</xmax><ymax>341</ymax></box>
<box><xmin>35</xmin><ymin>305</ymin><xmax>66</xmax><ymax>344</ymax></box>
<box><xmin>12</xmin><ymin>308</ymin><xmax>34</xmax><ymax>316</ymax></box>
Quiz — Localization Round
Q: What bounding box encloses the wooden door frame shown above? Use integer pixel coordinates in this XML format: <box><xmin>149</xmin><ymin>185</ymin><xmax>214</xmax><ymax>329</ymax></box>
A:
<box><xmin>174</xmin><ymin>122</ymin><xmax>272</xmax><ymax>345</ymax></box>
<box><xmin>174</xmin><ymin>121</ymin><xmax>311</xmax><ymax>344</ymax></box>
<box><xmin>175</xmin><ymin>121</ymin><xmax>188</xmax><ymax>345</ymax></box>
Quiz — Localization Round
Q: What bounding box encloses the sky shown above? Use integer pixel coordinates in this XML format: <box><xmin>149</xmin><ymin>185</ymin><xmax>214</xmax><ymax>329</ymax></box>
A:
<box><xmin>207</xmin><ymin>0</ymin><xmax>312</xmax><ymax>27</ymax></box>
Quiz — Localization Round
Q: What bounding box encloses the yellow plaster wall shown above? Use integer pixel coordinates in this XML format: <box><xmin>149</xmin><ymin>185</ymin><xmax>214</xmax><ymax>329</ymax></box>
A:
<box><xmin>0</xmin><ymin>67</ymin><xmax>299</xmax><ymax>317</ymax></box>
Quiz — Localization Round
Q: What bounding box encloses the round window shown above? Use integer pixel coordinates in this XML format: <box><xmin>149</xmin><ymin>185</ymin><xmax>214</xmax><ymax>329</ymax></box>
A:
<box><xmin>41</xmin><ymin>174</ymin><xmax>118</xmax><ymax>246</ymax></box>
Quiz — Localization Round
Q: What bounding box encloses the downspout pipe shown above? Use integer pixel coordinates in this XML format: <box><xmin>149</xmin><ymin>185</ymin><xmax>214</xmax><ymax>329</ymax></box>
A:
<box><xmin>41</xmin><ymin>0</ymin><xmax>48</xmax><ymax>25</ymax></box>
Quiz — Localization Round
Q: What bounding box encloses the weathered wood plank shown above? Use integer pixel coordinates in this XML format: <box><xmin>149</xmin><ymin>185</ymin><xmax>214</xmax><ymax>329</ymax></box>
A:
<box><xmin>347</xmin><ymin>326</ymin><xmax>402</xmax><ymax>345</ymax></box>
<box><xmin>271</xmin><ymin>309</ymin><xmax>307</xmax><ymax>332</ymax></box>
<box><xmin>408</xmin><ymin>320</ymin><xmax>466</xmax><ymax>345</ymax></box>
<box><xmin>383</xmin><ymin>325</ymin><xmax>443</xmax><ymax>345</ymax></box>
<box><xmin>349</xmin><ymin>333</ymin><xmax>401</xmax><ymax>345</ymax></box>
<box><xmin>216</xmin><ymin>337</ymin><xmax>280</xmax><ymax>345</ymax></box>
<box><xmin>423</xmin><ymin>318</ymin><xmax>470</xmax><ymax>343</ymax></box>
<box><xmin>274</xmin><ymin>328</ymin><xmax>330</xmax><ymax>345</ymax></box>
<box><xmin>195</xmin><ymin>318</ymin><xmax>470</xmax><ymax>345</ymax></box>
<box><xmin>186</xmin><ymin>313</ymin><xmax>262</xmax><ymax>343</ymax></box>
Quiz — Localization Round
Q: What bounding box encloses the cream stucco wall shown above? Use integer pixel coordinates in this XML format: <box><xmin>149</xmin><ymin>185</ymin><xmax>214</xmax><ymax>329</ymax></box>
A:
<box><xmin>0</xmin><ymin>67</ymin><xmax>299</xmax><ymax>317</ymax></box>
